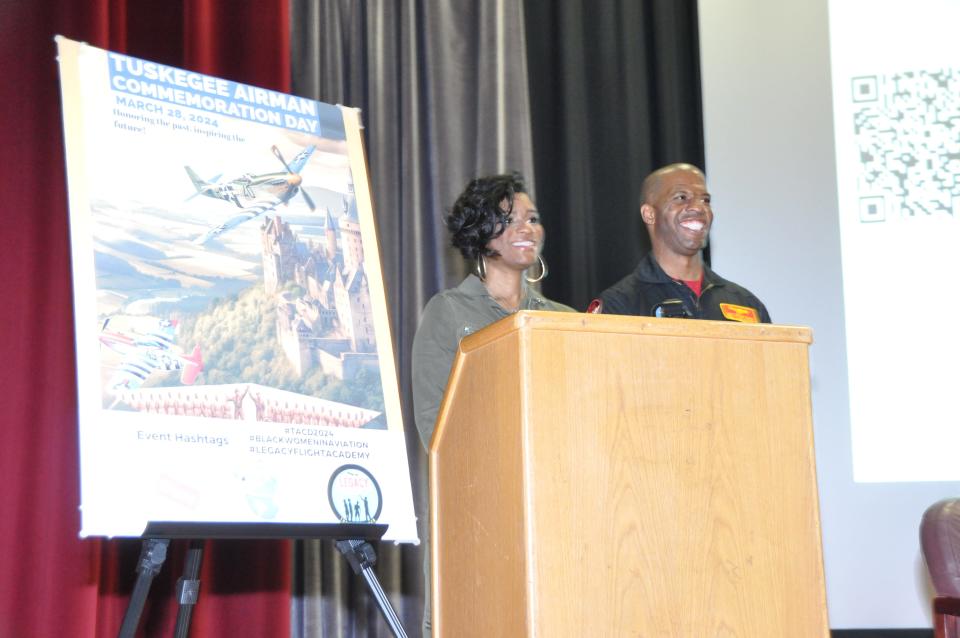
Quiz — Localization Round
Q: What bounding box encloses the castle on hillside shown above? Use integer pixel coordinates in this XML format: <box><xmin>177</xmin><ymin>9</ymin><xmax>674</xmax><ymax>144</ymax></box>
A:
<box><xmin>261</xmin><ymin>190</ymin><xmax>377</xmax><ymax>380</ymax></box>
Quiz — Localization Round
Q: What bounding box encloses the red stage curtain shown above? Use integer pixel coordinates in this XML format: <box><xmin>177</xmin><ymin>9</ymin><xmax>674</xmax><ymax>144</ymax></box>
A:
<box><xmin>0</xmin><ymin>1</ymin><xmax>292</xmax><ymax>636</ymax></box>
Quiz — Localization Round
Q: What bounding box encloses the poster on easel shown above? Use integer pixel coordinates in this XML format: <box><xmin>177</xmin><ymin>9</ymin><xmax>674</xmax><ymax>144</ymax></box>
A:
<box><xmin>56</xmin><ymin>36</ymin><xmax>417</xmax><ymax>543</ymax></box>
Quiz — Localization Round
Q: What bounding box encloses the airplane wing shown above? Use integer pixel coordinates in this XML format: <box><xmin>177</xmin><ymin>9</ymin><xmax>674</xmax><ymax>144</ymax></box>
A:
<box><xmin>106</xmin><ymin>348</ymin><xmax>176</xmax><ymax>391</ymax></box>
<box><xmin>194</xmin><ymin>199</ymin><xmax>281</xmax><ymax>245</ymax></box>
<box><xmin>100</xmin><ymin>318</ymin><xmax>203</xmax><ymax>393</ymax></box>
<box><xmin>287</xmin><ymin>145</ymin><xmax>315</xmax><ymax>173</ymax></box>
<box><xmin>105</xmin><ymin>343</ymin><xmax>203</xmax><ymax>392</ymax></box>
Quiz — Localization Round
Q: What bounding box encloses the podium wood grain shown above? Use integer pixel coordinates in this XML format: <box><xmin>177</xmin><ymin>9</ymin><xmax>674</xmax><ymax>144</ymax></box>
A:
<box><xmin>429</xmin><ymin>312</ymin><xmax>828</xmax><ymax>637</ymax></box>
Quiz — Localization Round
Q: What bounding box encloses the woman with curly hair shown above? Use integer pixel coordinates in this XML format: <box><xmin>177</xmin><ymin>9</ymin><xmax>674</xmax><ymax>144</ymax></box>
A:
<box><xmin>412</xmin><ymin>172</ymin><xmax>574</xmax><ymax>447</ymax></box>
<box><xmin>411</xmin><ymin>172</ymin><xmax>573</xmax><ymax>635</ymax></box>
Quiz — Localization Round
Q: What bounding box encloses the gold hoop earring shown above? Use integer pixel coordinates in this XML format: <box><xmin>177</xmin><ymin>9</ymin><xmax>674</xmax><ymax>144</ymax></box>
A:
<box><xmin>476</xmin><ymin>254</ymin><xmax>487</xmax><ymax>281</ymax></box>
<box><xmin>525</xmin><ymin>255</ymin><xmax>547</xmax><ymax>283</ymax></box>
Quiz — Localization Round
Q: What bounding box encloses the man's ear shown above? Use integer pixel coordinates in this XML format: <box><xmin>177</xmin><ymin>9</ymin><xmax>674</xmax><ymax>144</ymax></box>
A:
<box><xmin>640</xmin><ymin>203</ymin><xmax>656</xmax><ymax>226</ymax></box>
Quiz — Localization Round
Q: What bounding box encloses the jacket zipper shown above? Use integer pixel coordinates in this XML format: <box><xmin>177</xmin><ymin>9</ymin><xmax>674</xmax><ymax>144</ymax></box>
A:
<box><xmin>672</xmin><ymin>279</ymin><xmax>715</xmax><ymax>318</ymax></box>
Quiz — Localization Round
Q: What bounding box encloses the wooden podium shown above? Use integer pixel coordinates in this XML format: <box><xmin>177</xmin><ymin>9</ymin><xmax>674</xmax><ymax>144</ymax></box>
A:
<box><xmin>428</xmin><ymin>311</ymin><xmax>829</xmax><ymax>637</ymax></box>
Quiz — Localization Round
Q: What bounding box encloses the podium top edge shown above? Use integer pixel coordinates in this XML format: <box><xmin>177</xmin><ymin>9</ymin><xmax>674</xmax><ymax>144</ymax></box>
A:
<box><xmin>459</xmin><ymin>310</ymin><xmax>812</xmax><ymax>353</ymax></box>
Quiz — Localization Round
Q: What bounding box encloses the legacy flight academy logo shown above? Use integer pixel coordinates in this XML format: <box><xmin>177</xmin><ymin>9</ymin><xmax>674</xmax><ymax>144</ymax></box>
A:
<box><xmin>328</xmin><ymin>464</ymin><xmax>383</xmax><ymax>524</ymax></box>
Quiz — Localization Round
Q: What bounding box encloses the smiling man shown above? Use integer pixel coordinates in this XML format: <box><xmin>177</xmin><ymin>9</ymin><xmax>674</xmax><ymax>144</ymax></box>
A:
<box><xmin>595</xmin><ymin>163</ymin><xmax>771</xmax><ymax>323</ymax></box>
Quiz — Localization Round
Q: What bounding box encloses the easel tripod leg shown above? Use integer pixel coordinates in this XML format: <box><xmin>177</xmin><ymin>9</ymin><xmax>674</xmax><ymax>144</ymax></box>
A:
<box><xmin>336</xmin><ymin>539</ymin><xmax>408</xmax><ymax>638</ymax></box>
<box><xmin>118</xmin><ymin>538</ymin><xmax>170</xmax><ymax>638</ymax></box>
<box><xmin>173</xmin><ymin>539</ymin><xmax>204</xmax><ymax>638</ymax></box>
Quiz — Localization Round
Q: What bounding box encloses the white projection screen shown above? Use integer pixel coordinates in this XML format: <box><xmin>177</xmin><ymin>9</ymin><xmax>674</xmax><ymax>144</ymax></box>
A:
<box><xmin>829</xmin><ymin>1</ymin><xmax>960</xmax><ymax>483</ymax></box>
<box><xmin>699</xmin><ymin>0</ymin><xmax>960</xmax><ymax>629</ymax></box>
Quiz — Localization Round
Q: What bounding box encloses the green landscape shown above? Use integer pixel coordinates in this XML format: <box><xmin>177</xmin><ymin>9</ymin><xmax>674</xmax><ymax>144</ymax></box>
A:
<box><xmin>174</xmin><ymin>282</ymin><xmax>385</xmax><ymax>412</ymax></box>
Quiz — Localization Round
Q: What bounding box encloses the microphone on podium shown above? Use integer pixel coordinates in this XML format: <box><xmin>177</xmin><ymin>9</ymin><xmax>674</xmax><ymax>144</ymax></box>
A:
<box><xmin>651</xmin><ymin>299</ymin><xmax>692</xmax><ymax>319</ymax></box>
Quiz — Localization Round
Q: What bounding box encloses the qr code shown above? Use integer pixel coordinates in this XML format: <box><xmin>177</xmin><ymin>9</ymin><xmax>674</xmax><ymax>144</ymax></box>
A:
<box><xmin>852</xmin><ymin>70</ymin><xmax>960</xmax><ymax>222</ymax></box>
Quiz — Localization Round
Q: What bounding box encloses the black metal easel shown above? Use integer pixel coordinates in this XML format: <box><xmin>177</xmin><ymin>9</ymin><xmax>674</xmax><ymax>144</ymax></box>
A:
<box><xmin>118</xmin><ymin>538</ymin><xmax>169</xmax><ymax>638</ymax></box>
<box><xmin>117</xmin><ymin>522</ymin><xmax>405</xmax><ymax>638</ymax></box>
<box><xmin>335</xmin><ymin>538</ymin><xmax>408</xmax><ymax>638</ymax></box>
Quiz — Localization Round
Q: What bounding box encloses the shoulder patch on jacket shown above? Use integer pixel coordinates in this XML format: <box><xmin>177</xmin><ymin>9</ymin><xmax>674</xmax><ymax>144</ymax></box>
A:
<box><xmin>719</xmin><ymin>303</ymin><xmax>760</xmax><ymax>323</ymax></box>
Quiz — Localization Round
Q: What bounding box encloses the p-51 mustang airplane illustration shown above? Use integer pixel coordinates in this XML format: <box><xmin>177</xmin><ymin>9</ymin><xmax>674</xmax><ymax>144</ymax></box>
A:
<box><xmin>186</xmin><ymin>144</ymin><xmax>317</xmax><ymax>244</ymax></box>
<box><xmin>99</xmin><ymin>317</ymin><xmax>203</xmax><ymax>392</ymax></box>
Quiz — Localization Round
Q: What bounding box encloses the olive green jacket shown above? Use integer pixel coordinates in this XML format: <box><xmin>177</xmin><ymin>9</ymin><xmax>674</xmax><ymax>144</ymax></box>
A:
<box><xmin>411</xmin><ymin>274</ymin><xmax>575</xmax><ymax>449</ymax></box>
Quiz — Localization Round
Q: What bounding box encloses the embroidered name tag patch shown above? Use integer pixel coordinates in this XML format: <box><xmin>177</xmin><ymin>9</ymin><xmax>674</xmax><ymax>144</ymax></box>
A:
<box><xmin>719</xmin><ymin>303</ymin><xmax>760</xmax><ymax>323</ymax></box>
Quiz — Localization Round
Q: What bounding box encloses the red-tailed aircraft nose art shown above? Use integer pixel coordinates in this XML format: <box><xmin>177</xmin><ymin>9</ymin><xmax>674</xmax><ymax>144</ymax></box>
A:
<box><xmin>186</xmin><ymin>144</ymin><xmax>317</xmax><ymax>245</ymax></box>
<box><xmin>99</xmin><ymin>317</ymin><xmax>203</xmax><ymax>392</ymax></box>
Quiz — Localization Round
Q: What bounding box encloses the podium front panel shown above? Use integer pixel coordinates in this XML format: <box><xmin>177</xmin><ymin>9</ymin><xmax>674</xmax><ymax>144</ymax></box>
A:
<box><xmin>430</xmin><ymin>328</ymin><xmax>530</xmax><ymax>636</ymax></box>
<box><xmin>430</xmin><ymin>312</ymin><xmax>828</xmax><ymax>637</ymax></box>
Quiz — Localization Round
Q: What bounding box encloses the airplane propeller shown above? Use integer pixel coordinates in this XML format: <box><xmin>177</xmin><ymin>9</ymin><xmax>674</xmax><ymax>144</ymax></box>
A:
<box><xmin>272</xmin><ymin>145</ymin><xmax>316</xmax><ymax>211</ymax></box>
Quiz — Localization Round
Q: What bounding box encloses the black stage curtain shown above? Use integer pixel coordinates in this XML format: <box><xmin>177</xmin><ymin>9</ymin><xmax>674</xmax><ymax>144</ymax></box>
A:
<box><xmin>289</xmin><ymin>2</ymin><xmax>537</xmax><ymax>635</ymax></box>
<box><xmin>524</xmin><ymin>0</ymin><xmax>706</xmax><ymax>310</ymax></box>
<box><xmin>287</xmin><ymin>1</ymin><xmax>705</xmax><ymax>636</ymax></box>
